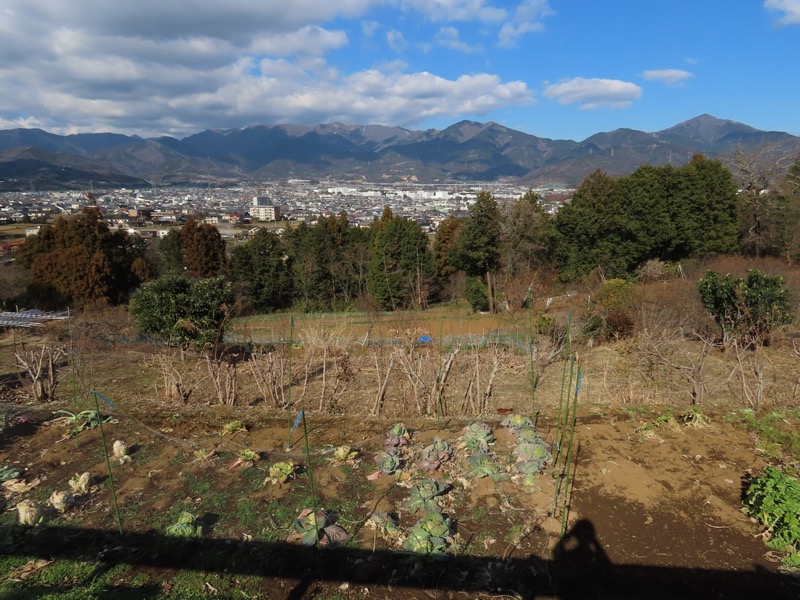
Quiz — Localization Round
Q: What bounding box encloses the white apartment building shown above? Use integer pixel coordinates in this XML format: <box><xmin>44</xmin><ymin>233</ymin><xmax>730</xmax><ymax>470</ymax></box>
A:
<box><xmin>251</xmin><ymin>196</ymin><xmax>282</xmax><ymax>221</ymax></box>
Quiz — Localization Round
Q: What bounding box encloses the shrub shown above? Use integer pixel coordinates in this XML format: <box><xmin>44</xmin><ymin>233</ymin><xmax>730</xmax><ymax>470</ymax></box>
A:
<box><xmin>744</xmin><ymin>467</ymin><xmax>800</xmax><ymax>569</ymax></box>
<box><xmin>697</xmin><ymin>269</ymin><xmax>792</xmax><ymax>344</ymax></box>
<box><xmin>637</xmin><ymin>259</ymin><xmax>671</xmax><ymax>282</ymax></box>
<box><xmin>594</xmin><ymin>278</ymin><xmax>635</xmax><ymax>311</ymax></box>
<box><xmin>129</xmin><ymin>274</ymin><xmax>234</xmax><ymax>350</ymax></box>
<box><xmin>464</xmin><ymin>276</ymin><xmax>489</xmax><ymax>313</ymax></box>
<box><xmin>605</xmin><ymin>308</ymin><xmax>635</xmax><ymax>340</ymax></box>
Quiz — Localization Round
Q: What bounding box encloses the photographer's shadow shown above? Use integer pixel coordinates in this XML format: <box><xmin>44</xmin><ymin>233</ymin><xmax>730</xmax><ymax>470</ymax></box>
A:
<box><xmin>553</xmin><ymin>519</ymin><xmax>613</xmax><ymax>598</ymax></box>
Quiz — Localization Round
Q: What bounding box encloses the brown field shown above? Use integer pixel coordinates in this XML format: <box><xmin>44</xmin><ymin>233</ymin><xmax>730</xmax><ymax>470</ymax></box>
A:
<box><xmin>1</xmin><ymin>284</ymin><xmax>799</xmax><ymax>599</ymax></box>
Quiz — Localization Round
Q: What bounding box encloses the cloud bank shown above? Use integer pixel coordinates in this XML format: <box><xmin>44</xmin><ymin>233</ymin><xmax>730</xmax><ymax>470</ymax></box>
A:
<box><xmin>0</xmin><ymin>0</ymin><xmax>542</xmax><ymax>137</ymax></box>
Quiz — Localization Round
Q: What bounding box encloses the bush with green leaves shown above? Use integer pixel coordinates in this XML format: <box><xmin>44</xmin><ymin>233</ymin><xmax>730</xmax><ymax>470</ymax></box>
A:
<box><xmin>464</xmin><ymin>276</ymin><xmax>489</xmax><ymax>313</ymax></box>
<box><xmin>744</xmin><ymin>466</ymin><xmax>800</xmax><ymax>568</ymax></box>
<box><xmin>594</xmin><ymin>278</ymin><xmax>635</xmax><ymax>312</ymax></box>
<box><xmin>129</xmin><ymin>274</ymin><xmax>233</xmax><ymax>350</ymax></box>
<box><xmin>697</xmin><ymin>269</ymin><xmax>792</xmax><ymax>344</ymax></box>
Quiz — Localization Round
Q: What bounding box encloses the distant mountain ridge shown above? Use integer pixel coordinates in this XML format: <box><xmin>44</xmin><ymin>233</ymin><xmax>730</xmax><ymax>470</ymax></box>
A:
<box><xmin>0</xmin><ymin>115</ymin><xmax>797</xmax><ymax>191</ymax></box>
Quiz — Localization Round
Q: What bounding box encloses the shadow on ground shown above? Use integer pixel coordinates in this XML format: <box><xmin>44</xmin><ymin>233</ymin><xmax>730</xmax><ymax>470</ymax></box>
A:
<box><xmin>1</xmin><ymin>519</ymin><xmax>797</xmax><ymax>599</ymax></box>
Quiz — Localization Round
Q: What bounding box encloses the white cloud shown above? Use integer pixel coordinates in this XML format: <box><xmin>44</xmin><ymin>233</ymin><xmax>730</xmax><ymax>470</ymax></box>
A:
<box><xmin>400</xmin><ymin>0</ymin><xmax>507</xmax><ymax>23</ymax></box>
<box><xmin>361</xmin><ymin>20</ymin><xmax>380</xmax><ymax>36</ymax></box>
<box><xmin>0</xmin><ymin>0</ymin><xmax>537</xmax><ymax>137</ymax></box>
<box><xmin>498</xmin><ymin>0</ymin><xmax>554</xmax><ymax>48</ymax></box>
<box><xmin>172</xmin><ymin>68</ymin><xmax>532</xmax><ymax>130</ymax></box>
<box><xmin>543</xmin><ymin>77</ymin><xmax>642</xmax><ymax>110</ymax></box>
<box><xmin>765</xmin><ymin>0</ymin><xmax>800</xmax><ymax>24</ymax></box>
<box><xmin>387</xmin><ymin>30</ymin><xmax>409</xmax><ymax>52</ymax></box>
<box><xmin>642</xmin><ymin>69</ymin><xmax>694</xmax><ymax>86</ymax></box>
<box><xmin>250</xmin><ymin>27</ymin><xmax>348</xmax><ymax>57</ymax></box>
<box><xmin>435</xmin><ymin>27</ymin><xmax>481</xmax><ymax>53</ymax></box>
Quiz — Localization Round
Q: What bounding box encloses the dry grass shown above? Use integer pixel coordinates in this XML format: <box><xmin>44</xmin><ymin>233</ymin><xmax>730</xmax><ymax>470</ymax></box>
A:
<box><xmin>2</xmin><ymin>271</ymin><xmax>800</xmax><ymax>417</ymax></box>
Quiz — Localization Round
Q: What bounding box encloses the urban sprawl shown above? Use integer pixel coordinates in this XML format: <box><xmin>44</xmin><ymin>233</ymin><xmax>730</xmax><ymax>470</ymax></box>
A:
<box><xmin>0</xmin><ymin>181</ymin><xmax>571</xmax><ymax>242</ymax></box>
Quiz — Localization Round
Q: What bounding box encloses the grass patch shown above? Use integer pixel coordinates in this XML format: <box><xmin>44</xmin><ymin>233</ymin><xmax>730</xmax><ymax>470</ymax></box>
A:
<box><xmin>725</xmin><ymin>407</ymin><xmax>800</xmax><ymax>458</ymax></box>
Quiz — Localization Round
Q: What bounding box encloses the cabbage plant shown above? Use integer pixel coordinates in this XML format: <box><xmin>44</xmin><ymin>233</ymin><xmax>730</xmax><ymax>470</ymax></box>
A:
<box><xmin>416</xmin><ymin>438</ymin><xmax>452</xmax><ymax>471</ymax></box>
<box><xmin>383</xmin><ymin>422</ymin><xmax>410</xmax><ymax>450</ymax></box>
<box><xmin>17</xmin><ymin>500</ymin><xmax>42</xmax><ymax>526</ymax></box>
<box><xmin>467</xmin><ymin>453</ymin><xmax>510</xmax><ymax>482</ymax></box>
<box><xmin>264</xmin><ymin>461</ymin><xmax>297</xmax><ymax>485</ymax></box>
<box><xmin>514</xmin><ymin>440</ymin><xmax>550</xmax><ymax>463</ymax></box>
<box><xmin>113</xmin><ymin>440</ymin><xmax>132</xmax><ymax>464</ymax></box>
<box><xmin>0</xmin><ymin>466</ymin><xmax>21</xmax><ymax>482</ymax></box>
<box><xmin>375</xmin><ymin>452</ymin><xmax>401</xmax><ymax>475</ymax></box>
<box><xmin>229</xmin><ymin>449</ymin><xmax>259</xmax><ymax>469</ymax></box>
<box><xmin>501</xmin><ymin>414</ymin><xmax>533</xmax><ymax>430</ymax></box>
<box><xmin>405</xmin><ymin>480</ymin><xmax>449</xmax><ymax>514</ymax></box>
<box><xmin>49</xmin><ymin>490</ymin><xmax>74</xmax><ymax>513</ymax></box>
<box><xmin>403</xmin><ymin>512</ymin><xmax>452</xmax><ymax>555</ymax></box>
<box><xmin>165</xmin><ymin>511</ymin><xmax>203</xmax><ymax>537</ymax></box>
<box><xmin>69</xmin><ymin>472</ymin><xmax>91</xmax><ymax>495</ymax></box>
<box><xmin>289</xmin><ymin>509</ymin><xmax>349</xmax><ymax>547</ymax></box>
<box><xmin>515</xmin><ymin>426</ymin><xmax>541</xmax><ymax>444</ymax></box>
<box><xmin>366</xmin><ymin>512</ymin><xmax>402</xmax><ymax>541</ymax></box>
<box><xmin>463</xmin><ymin>422</ymin><xmax>494</xmax><ymax>453</ymax></box>
<box><xmin>331</xmin><ymin>446</ymin><xmax>359</xmax><ymax>463</ymax></box>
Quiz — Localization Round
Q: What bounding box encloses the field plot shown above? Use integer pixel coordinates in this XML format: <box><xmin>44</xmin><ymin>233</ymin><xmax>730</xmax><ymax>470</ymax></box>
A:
<box><xmin>1</xmin><ymin>309</ymin><xmax>799</xmax><ymax>599</ymax></box>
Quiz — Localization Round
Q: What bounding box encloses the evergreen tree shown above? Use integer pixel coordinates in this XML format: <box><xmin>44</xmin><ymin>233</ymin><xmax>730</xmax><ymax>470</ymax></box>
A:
<box><xmin>157</xmin><ymin>229</ymin><xmax>184</xmax><ymax>274</ymax></box>
<box><xmin>230</xmin><ymin>229</ymin><xmax>291</xmax><ymax>312</ymax></box>
<box><xmin>674</xmin><ymin>154</ymin><xmax>739</xmax><ymax>257</ymax></box>
<box><xmin>181</xmin><ymin>219</ymin><xmax>227</xmax><ymax>278</ymax></box>
<box><xmin>554</xmin><ymin>170</ymin><xmax>620</xmax><ymax>280</ymax></box>
<box><xmin>453</xmin><ymin>191</ymin><xmax>502</xmax><ymax>312</ymax></box>
<box><xmin>17</xmin><ymin>207</ymin><xmax>150</xmax><ymax>307</ymax></box>
<box><xmin>554</xmin><ymin>159</ymin><xmax>740</xmax><ymax>281</ymax></box>
<box><xmin>367</xmin><ymin>209</ymin><xmax>435</xmax><ymax>311</ymax></box>
<box><xmin>433</xmin><ymin>215</ymin><xmax>461</xmax><ymax>281</ymax></box>
<box><xmin>500</xmin><ymin>190</ymin><xmax>555</xmax><ymax>278</ymax></box>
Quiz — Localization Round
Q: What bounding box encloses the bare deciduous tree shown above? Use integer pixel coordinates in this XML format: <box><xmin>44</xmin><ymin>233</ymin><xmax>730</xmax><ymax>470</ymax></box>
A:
<box><xmin>150</xmin><ymin>351</ymin><xmax>205</xmax><ymax>404</ymax></box>
<box><xmin>205</xmin><ymin>354</ymin><xmax>238</xmax><ymax>406</ymax></box>
<box><xmin>15</xmin><ymin>344</ymin><xmax>66</xmax><ymax>402</ymax></box>
<box><xmin>247</xmin><ymin>348</ymin><xmax>290</xmax><ymax>409</ymax></box>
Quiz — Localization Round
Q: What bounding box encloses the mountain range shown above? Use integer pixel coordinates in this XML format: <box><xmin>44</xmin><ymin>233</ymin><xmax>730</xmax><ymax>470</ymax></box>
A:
<box><xmin>0</xmin><ymin>115</ymin><xmax>797</xmax><ymax>191</ymax></box>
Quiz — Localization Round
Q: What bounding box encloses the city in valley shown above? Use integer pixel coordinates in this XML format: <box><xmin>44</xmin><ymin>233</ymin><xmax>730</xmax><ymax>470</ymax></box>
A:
<box><xmin>0</xmin><ymin>180</ymin><xmax>571</xmax><ymax>242</ymax></box>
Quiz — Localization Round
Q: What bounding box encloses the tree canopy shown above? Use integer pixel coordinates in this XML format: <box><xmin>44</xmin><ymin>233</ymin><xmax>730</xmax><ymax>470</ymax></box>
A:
<box><xmin>554</xmin><ymin>157</ymin><xmax>739</xmax><ymax>280</ymax></box>
<box><xmin>16</xmin><ymin>207</ymin><xmax>150</xmax><ymax>307</ymax></box>
<box><xmin>230</xmin><ymin>228</ymin><xmax>292</xmax><ymax>312</ymax></box>
<box><xmin>129</xmin><ymin>274</ymin><xmax>233</xmax><ymax>350</ymax></box>
<box><xmin>367</xmin><ymin>208</ymin><xmax>436</xmax><ymax>311</ymax></box>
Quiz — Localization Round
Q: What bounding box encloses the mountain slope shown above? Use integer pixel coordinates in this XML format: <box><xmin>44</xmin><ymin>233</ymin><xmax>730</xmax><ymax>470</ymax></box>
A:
<box><xmin>0</xmin><ymin>115</ymin><xmax>797</xmax><ymax>189</ymax></box>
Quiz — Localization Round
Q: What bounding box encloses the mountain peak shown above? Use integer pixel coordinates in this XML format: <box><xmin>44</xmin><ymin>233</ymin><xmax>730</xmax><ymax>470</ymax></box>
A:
<box><xmin>657</xmin><ymin>114</ymin><xmax>757</xmax><ymax>145</ymax></box>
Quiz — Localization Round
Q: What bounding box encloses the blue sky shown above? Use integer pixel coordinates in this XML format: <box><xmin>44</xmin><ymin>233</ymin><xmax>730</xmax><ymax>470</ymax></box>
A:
<box><xmin>0</xmin><ymin>1</ymin><xmax>798</xmax><ymax>140</ymax></box>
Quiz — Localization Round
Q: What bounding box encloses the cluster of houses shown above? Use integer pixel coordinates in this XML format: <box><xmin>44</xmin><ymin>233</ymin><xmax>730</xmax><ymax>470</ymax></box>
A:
<box><xmin>0</xmin><ymin>181</ymin><xmax>572</xmax><ymax>256</ymax></box>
